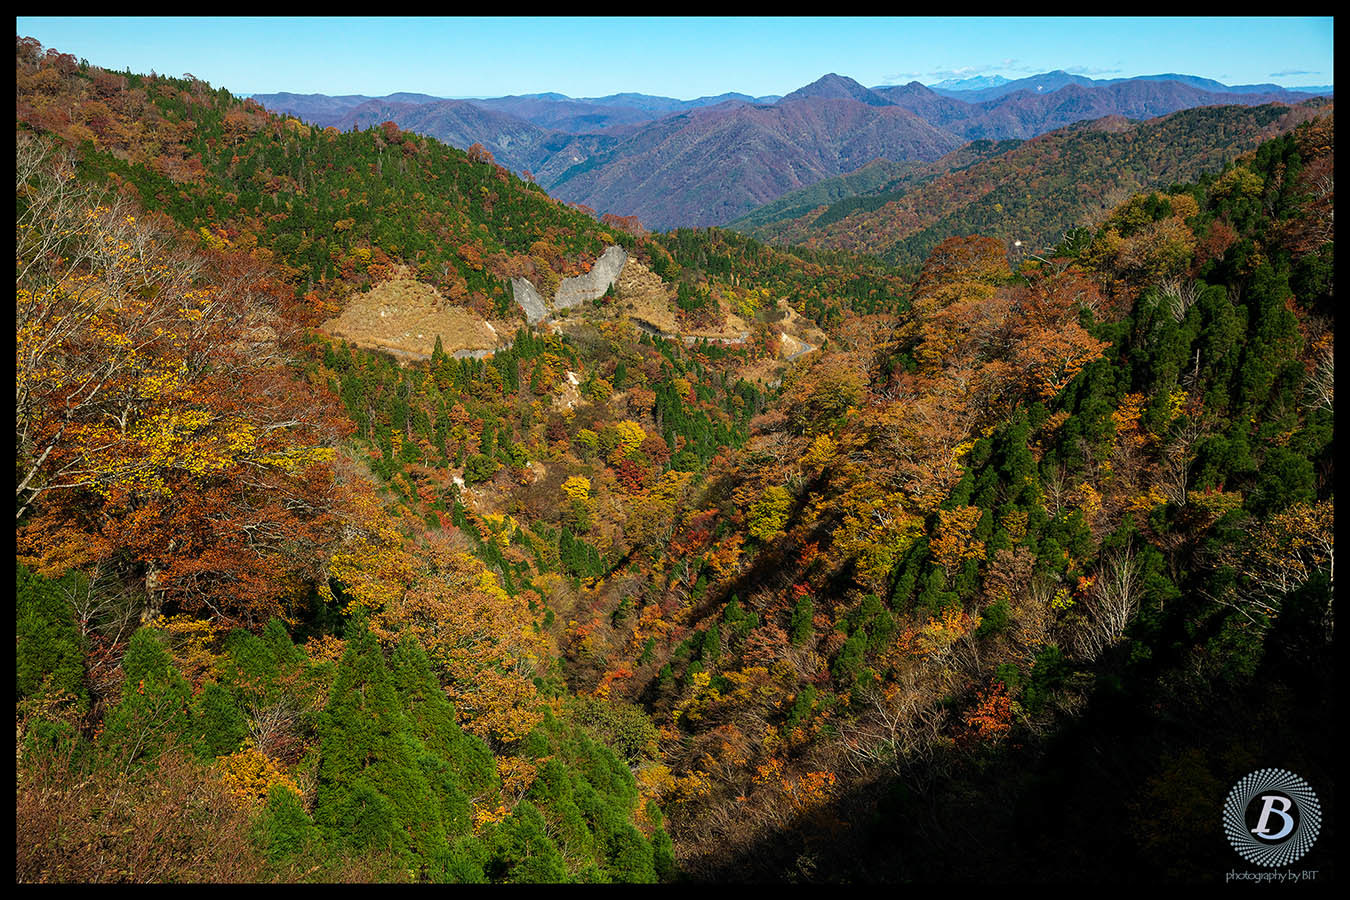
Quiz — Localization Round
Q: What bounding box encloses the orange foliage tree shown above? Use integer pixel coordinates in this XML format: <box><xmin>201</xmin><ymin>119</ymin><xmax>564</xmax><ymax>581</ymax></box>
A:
<box><xmin>963</xmin><ymin>681</ymin><xmax>1013</xmax><ymax>742</ymax></box>
<box><xmin>16</xmin><ymin>136</ymin><xmax>350</xmax><ymax>626</ymax></box>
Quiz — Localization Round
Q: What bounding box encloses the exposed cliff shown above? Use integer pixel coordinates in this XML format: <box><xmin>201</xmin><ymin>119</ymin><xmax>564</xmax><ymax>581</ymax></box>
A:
<box><xmin>512</xmin><ymin>245</ymin><xmax>628</xmax><ymax>321</ymax></box>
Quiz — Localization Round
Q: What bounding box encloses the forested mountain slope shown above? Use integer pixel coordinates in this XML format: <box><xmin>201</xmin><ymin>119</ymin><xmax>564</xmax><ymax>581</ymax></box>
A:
<box><xmin>614</xmin><ymin>118</ymin><xmax>1335</xmax><ymax>881</ymax></box>
<box><xmin>734</xmin><ymin>101</ymin><xmax>1331</xmax><ymax>271</ymax></box>
<box><xmin>15</xmin><ymin>46</ymin><xmax>632</xmax><ymax>328</ymax></box>
<box><xmin>728</xmin><ymin>139</ymin><xmax>1021</xmax><ymax>236</ymax></box>
<box><xmin>15</xmin><ymin>39</ymin><xmax>908</xmax><ymax>883</ymax></box>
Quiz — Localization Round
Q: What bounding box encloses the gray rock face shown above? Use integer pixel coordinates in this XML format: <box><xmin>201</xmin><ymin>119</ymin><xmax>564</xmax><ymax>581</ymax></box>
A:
<box><xmin>553</xmin><ymin>245</ymin><xmax>627</xmax><ymax>310</ymax></box>
<box><xmin>510</xmin><ymin>245</ymin><xmax>627</xmax><ymax>323</ymax></box>
<box><xmin>511</xmin><ymin>277</ymin><xmax>549</xmax><ymax>324</ymax></box>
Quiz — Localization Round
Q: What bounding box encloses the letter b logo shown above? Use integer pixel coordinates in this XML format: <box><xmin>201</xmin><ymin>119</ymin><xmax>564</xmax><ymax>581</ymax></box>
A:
<box><xmin>1224</xmin><ymin>769</ymin><xmax>1321</xmax><ymax>867</ymax></box>
<box><xmin>1251</xmin><ymin>795</ymin><xmax>1295</xmax><ymax>841</ymax></box>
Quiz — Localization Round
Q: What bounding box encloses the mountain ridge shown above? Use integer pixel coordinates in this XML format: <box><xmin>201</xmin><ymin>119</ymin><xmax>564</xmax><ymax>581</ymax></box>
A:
<box><xmin>254</xmin><ymin>71</ymin><xmax>1330</xmax><ymax>228</ymax></box>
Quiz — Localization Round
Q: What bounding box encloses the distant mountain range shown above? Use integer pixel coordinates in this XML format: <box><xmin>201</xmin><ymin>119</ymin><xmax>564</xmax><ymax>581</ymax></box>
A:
<box><xmin>912</xmin><ymin>69</ymin><xmax>1334</xmax><ymax>102</ymax></box>
<box><xmin>925</xmin><ymin>71</ymin><xmax>1333</xmax><ymax>98</ymax></box>
<box><xmin>253</xmin><ymin>89</ymin><xmax>783</xmax><ymax>133</ymax></box>
<box><xmin>253</xmin><ymin>71</ymin><xmax>1331</xmax><ymax>230</ymax></box>
<box><xmin>730</xmin><ymin>100</ymin><xmax>1333</xmax><ymax>270</ymax></box>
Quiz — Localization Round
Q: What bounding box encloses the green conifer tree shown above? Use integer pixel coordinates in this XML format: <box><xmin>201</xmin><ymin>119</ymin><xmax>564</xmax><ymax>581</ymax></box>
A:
<box><xmin>16</xmin><ymin>565</ymin><xmax>86</xmax><ymax>708</ymax></box>
<box><xmin>389</xmin><ymin>635</ymin><xmax>498</xmax><ymax>799</ymax></box>
<box><xmin>789</xmin><ymin>595</ymin><xmax>815</xmax><ymax>646</ymax></box>
<box><xmin>98</xmin><ymin>627</ymin><xmax>199</xmax><ymax>769</ymax></box>
<box><xmin>484</xmin><ymin>800</ymin><xmax>569</xmax><ymax>883</ymax></box>
<box><xmin>196</xmin><ymin>680</ymin><xmax>248</xmax><ymax>757</ymax></box>
<box><xmin>314</xmin><ymin>625</ymin><xmax>449</xmax><ymax>870</ymax></box>
<box><xmin>254</xmin><ymin>784</ymin><xmax>324</xmax><ymax>865</ymax></box>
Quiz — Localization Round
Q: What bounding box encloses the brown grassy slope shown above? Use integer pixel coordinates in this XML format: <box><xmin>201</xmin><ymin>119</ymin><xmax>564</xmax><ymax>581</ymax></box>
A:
<box><xmin>605</xmin><ymin>257</ymin><xmax>758</xmax><ymax>341</ymax></box>
<box><xmin>610</xmin><ymin>257</ymin><xmax>679</xmax><ymax>334</ymax></box>
<box><xmin>322</xmin><ymin>276</ymin><xmax>500</xmax><ymax>358</ymax></box>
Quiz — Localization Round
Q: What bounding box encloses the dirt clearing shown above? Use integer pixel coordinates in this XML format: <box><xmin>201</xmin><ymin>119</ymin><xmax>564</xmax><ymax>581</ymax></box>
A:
<box><xmin>323</xmin><ymin>276</ymin><xmax>500</xmax><ymax>358</ymax></box>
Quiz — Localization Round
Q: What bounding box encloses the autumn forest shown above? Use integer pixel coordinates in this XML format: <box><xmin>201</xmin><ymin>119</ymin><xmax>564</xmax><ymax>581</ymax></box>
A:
<box><xmin>14</xmin><ymin>34</ymin><xmax>1334</xmax><ymax>883</ymax></box>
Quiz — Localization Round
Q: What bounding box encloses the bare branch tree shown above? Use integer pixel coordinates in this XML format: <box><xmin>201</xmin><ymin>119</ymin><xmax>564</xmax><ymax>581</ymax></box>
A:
<box><xmin>1305</xmin><ymin>346</ymin><xmax>1334</xmax><ymax>413</ymax></box>
<box><xmin>1074</xmin><ymin>542</ymin><xmax>1143</xmax><ymax>661</ymax></box>
<box><xmin>1043</xmin><ymin>464</ymin><xmax>1070</xmax><ymax>519</ymax></box>
<box><xmin>1159</xmin><ymin>411</ymin><xmax>1207</xmax><ymax>507</ymax></box>
<box><xmin>1159</xmin><ymin>277</ymin><xmax>1200</xmax><ymax>323</ymax></box>
<box><xmin>836</xmin><ymin>667</ymin><xmax>951</xmax><ymax>793</ymax></box>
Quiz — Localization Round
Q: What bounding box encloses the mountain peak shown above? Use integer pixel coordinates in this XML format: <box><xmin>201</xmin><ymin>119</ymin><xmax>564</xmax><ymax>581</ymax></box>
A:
<box><xmin>882</xmin><ymin>81</ymin><xmax>940</xmax><ymax>96</ymax></box>
<box><xmin>781</xmin><ymin>73</ymin><xmax>893</xmax><ymax>107</ymax></box>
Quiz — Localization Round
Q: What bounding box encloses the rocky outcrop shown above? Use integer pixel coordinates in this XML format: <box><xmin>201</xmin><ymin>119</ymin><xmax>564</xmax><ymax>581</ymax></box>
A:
<box><xmin>511</xmin><ymin>276</ymin><xmax>549</xmax><ymax>324</ymax></box>
<box><xmin>553</xmin><ymin>245</ymin><xmax>627</xmax><ymax>310</ymax></box>
<box><xmin>512</xmin><ymin>245</ymin><xmax>628</xmax><ymax>322</ymax></box>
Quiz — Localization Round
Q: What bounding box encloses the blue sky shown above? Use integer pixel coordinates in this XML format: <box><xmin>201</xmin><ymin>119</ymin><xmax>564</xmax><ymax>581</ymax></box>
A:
<box><xmin>16</xmin><ymin>16</ymin><xmax>1335</xmax><ymax>100</ymax></box>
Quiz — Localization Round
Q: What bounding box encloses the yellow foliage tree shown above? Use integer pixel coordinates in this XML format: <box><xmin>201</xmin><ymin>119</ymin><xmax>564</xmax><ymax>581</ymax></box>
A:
<box><xmin>748</xmin><ymin>485</ymin><xmax>793</xmax><ymax>542</ymax></box>
<box><xmin>830</xmin><ymin>483</ymin><xmax>924</xmax><ymax>585</ymax></box>
<box><xmin>1233</xmin><ymin>501</ymin><xmax>1334</xmax><ymax>628</ymax></box>
<box><xmin>561</xmin><ymin>475</ymin><xmax>591</xmax><ymax>503</ymax></box>
<box><xmin>931</xmin><ymin>505</ymin><xmax>987</xmax><ymax>575</ymax></box>
<box><xmin>319</xmin><ymin>472</ymin><xmax>415</xmax><ymax>614</ymax></box>
<box><xmin>217</xmin><ymin>738</ymin><xmax>299</xmax><ymax>807</ymax></box>
<box><xmin>16</xmin><ymin>136</ymin><xmax>347</xmax><ymax>625</ymax></box>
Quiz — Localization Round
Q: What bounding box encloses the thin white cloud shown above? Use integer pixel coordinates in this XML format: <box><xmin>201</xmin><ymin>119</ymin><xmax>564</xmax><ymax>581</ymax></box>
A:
<box><xmin>1270</xmin><ymin>68</ymin><xmax>1319</xmax><ymax>77</ymax></box>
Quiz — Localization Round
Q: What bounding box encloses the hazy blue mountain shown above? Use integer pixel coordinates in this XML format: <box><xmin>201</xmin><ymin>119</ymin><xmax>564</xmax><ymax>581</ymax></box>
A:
<box><xmin>462</xmin><ymin>96</ymin><xmax>657</xmax><ymax>132</ymax></box>
<box><xmin>378</xmin><ymin>92</ymin><xmax>449</xmax><ymax>104</ymax></box>
<box><xmin>930</xmin><ymin>70</ymin><xmax>1097</xmax><ymax>101</ymax></box>
<box><xmin>581</xmin><ymin>91</ymin><xmax>780</xmax><ymax>112</ymax></box>
<box><xmin>928</xmin><ymin>70</ymin><xmax>1334</xmax><ymax>102</ymax></box>
<box><xmin>1109</xmin><ymin>74</ymin><xmax>1330</xmax><ymax>95</ymax></box>
<box><xmin>924</xmin><ymin>74</ymin><xmax>1011</xmax><ymax>92</ymax></box>
<box><xmin>251</xmin><ymin>92</ymin><xmax>380</xmax><ymax>126</ymax></box>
